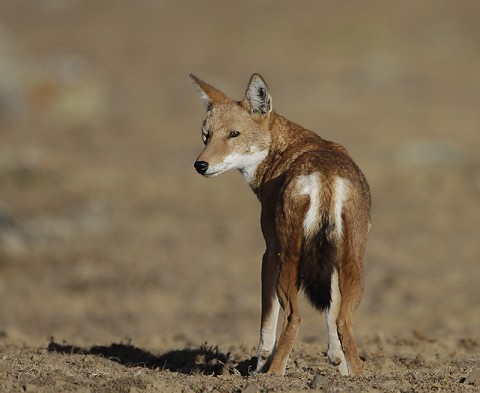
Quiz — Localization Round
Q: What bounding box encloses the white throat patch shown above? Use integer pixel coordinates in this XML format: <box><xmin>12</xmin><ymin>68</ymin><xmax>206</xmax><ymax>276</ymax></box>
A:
<box><xmin>205</xmin><ymin>148</ymin><xmax>268</xmax><ymax>184</ymax></box>
<box><xmin>238</xmin><ymin>148</ymin><xmax>269</xmax><ymax>184</ymax></box>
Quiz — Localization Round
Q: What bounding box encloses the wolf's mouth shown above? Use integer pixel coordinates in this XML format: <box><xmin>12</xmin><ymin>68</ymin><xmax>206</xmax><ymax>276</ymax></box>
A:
<box><xmin>203</xmin><ymin>164</ymin><xmax>229</xmax><ymax>178</ymax></box>
<box><xmin>203</xmin><ymin>171</ymin><xmax>221</xmax><ymax>178</ymax></box>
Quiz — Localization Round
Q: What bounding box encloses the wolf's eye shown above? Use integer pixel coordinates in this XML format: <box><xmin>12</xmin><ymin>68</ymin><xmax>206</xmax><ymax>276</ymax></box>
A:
<box><xmin>202</xmin><ymin>130</ymin><xmax>210</xmax><ymax>145</ymax></box>
<box><xmin>228</xmin><ymin>130</ymin><xmax>240</xmax><ymax>138</ymax></box>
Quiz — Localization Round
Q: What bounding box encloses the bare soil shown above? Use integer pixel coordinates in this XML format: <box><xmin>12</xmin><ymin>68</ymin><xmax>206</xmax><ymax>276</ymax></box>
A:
<box><xmin>0</xmin><ymin>1</ymin><xmax>479</xmax><ymax>392</ymax></box>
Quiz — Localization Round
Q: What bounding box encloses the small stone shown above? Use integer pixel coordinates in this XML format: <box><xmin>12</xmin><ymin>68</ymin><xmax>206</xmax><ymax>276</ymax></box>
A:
<box><xmin>310</xmin><ymin>374</ymin><xmax>329</xmax><ymax>390</ymax></box>
<box><xmin>0</xmin><ymin>379</ymin><xmax>13</xmax><ymax>390</ymax></box>
<box><xmin>379</xmin><ymin>357</ymin><xmax>397</xmax><ymax>375</ymax></box>
<box><xmin>465</xmin><ymin>367</ymin><xmax>480</xmax><ymax>385</ymax></box>
<box><xmin>30</xmin><ymin>354</ymin><xmax>41</xmax><ymax>362</ymax></box>
<box><xmin>55</xmin><ymin>380</ymin><xmax>65</xmax><ymax>388</ymax></box>
<box><xmin>242</xmin><ymin>383</ymin><xmax>259</xmax><ymax>393</ymax></box>
<box><xmin>294</xmin><ymin>358</ymin><xmax>307</xmax><ymax>369</ymax></box>
<box><xmin>203</xmin><ymin>384</ymin><xmax>214</xmax><ymax>392</ymax></box>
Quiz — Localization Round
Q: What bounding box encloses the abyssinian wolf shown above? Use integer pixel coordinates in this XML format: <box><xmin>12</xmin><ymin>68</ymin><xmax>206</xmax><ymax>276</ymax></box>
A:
<box><xmin>190</xmin><ymin>73</ymin><xmax>371</xmax><ymax>376</ymax></box>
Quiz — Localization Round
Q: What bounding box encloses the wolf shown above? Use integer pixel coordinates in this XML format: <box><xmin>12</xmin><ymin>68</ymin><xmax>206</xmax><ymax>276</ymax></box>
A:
<box><xmin>190</xmin><ymin>73</ymin><xmax>371</xmax><ymax>376</ymax></box>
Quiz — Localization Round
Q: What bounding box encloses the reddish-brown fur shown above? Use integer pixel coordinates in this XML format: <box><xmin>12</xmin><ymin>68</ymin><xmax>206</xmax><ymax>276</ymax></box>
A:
<box><xmin>191</xmin><ymin>74</ymin><xmax>371</xmax><ymax>376</ymax></box>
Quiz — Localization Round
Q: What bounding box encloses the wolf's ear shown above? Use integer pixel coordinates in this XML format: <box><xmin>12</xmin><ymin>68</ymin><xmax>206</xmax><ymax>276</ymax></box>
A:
<box><xmin>243</xmin><ymin>73</ymin><xmax>272</xmax><ymax>116</ymax></box>
<box><xmin>190</xmin><ymin>74</ymin><xmax>230</xmax><ymax>109</ymax></box>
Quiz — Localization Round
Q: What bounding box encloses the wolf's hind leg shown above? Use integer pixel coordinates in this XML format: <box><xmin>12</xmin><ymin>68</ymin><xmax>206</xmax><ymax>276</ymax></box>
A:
<box><xmin>326</xmin><ymin>269</ymin><xmax>349</xmax><ymax>375</ymax></box>
<box><xmin>256</xmin><ymin>251</ymin><xmax>280</xmax><ymax>372</ymax></box>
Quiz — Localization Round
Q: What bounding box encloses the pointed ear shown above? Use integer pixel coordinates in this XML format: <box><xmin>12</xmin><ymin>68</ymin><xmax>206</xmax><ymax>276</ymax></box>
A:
<box><xmin>243</xmin><ymin>73</ymin><xmax>272</xmax><ymax>116</ymax></box>
<box><xmin>189</xmin><ymin>74</ymin><xmax>230</xmax><ymax>109</ymax></box>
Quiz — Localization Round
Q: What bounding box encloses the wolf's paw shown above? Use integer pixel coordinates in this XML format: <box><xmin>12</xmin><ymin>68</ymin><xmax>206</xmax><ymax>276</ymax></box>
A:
<box><xmin>328</xmin><ymin>348</ymin><xmax>349</xmax><ymax>376</ymax></box>
<box><xmin>255</xmin><ymin>350</ymin><xmax>274</xmax><ymax>373</ymax></box>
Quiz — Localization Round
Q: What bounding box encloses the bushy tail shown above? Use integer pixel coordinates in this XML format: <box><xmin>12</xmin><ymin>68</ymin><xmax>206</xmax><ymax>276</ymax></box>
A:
<box><xmin>297</xmin><ymin>217</ymin><xmax>337</xmax><ymax>312</ymax></box>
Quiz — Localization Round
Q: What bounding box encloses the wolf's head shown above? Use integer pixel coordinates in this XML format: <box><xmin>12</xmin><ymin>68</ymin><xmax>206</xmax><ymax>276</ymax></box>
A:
<box><xmin>190</xmin><ymin>74</ymin><xmax>272</xmax><ymax>183</ymax></box>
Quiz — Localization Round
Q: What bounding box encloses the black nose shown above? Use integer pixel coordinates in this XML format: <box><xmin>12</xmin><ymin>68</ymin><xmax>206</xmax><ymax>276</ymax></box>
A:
<box><xmin>194</xmin><ymin>160</ymin><xmax>209</xmax><ymax>175</ymax></box>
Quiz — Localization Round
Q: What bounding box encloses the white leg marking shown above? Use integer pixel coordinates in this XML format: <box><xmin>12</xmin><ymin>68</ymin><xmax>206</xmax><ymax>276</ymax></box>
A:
<box><xmin>296</xmin><ymin>173</ymin><xmax>321</xmax><ymax>239</ymax></box>
<box><xmin>333</xmin><ymin>177</ymin><xmax>349</xmax><ymax>239</ymax></box>
<box><xmin>256</xmin><ymin>293</ymin><xmax>280</xmax><ymax>372</ymax></box>
<box><xmin>326</xmin><ymin>270</ymin><xmax>349</xmax><ymax>376</ymax></box>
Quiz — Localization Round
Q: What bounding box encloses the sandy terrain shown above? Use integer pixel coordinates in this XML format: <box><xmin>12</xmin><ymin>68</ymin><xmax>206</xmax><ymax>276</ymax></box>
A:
<box><xmin>0</xmin><ymin>1</ymin><xmax>479</xmax><ymax>391</ymax></box>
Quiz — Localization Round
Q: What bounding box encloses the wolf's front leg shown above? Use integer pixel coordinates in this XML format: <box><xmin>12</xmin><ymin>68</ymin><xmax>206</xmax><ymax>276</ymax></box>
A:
<box><xmin>256</xmin><ymin>251</ymin><xmax>280</xmax><ymax>373</ymax></box>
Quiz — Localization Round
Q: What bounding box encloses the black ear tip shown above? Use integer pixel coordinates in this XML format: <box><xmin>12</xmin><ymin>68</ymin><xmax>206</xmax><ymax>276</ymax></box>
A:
<box><xmin>190</xmin><ymin>74</ymin><xmax>200</xmax><ymax>83</ymax></box>
<box><xmin>250</xmin><ymin>73</ymin><xmax>268</xmax><ymax>90</ymax></box>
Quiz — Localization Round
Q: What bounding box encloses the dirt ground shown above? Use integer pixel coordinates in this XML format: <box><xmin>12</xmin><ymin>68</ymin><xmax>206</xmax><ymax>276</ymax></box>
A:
<box><xmin>0</xmin><ymin>1</ymin><xmax>479</xmax><ymax>392</ymax></box>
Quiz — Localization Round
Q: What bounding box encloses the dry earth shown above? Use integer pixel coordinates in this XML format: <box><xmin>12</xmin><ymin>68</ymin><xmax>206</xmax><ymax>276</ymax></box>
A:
<box><xmin>0</xmin><ymin>1</ymin><xmax>479</xmax><ymax>392</ymax></box>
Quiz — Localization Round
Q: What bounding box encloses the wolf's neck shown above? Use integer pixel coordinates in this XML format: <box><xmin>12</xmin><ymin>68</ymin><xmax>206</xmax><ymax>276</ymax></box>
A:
<box><xmin>245</xmin><ymin>114</ymin><xmax>290</xmax><ymax>195</ymax></box>
<box><xmin>246</xmin><ymin>114</ymin><xmax>327</xmax><ymax>197</ymax></box>
<box><xmin>238</xmin><ymin>148</ymin><xmax>270</xmax><ymax>185</ymax></box>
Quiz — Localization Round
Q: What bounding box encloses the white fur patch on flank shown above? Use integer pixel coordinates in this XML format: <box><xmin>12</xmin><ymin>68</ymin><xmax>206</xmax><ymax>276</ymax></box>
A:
<box><xmin>296</xmin><ymin>173</ymin><xmax>321</xmax><ymax>239</ymax></box>
<box><xmin>326</xmin><ymin>269</ymin><xmax>349</xmax><ymax>375</ymax></box>
<box><xmin>332</xmin><ymin>177</ymin><xmax>349</xmax><ymax>239</ymax></box>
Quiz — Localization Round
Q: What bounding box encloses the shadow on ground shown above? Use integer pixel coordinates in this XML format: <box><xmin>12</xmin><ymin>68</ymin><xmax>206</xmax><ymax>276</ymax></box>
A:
<box><xmin>48</xmin><ymin>339</ymin><xmax>256</xmax><ymax>376</ymax></box>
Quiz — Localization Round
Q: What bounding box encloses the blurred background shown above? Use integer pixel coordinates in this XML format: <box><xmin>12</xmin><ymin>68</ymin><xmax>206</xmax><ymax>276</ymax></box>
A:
<box><xmin>0</xmin><ymin>0</ymin><xmax>479</xmax><ymax>351</ymax></box>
